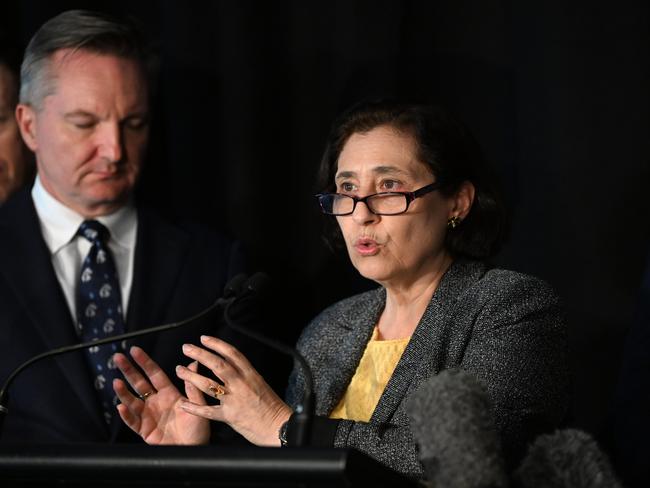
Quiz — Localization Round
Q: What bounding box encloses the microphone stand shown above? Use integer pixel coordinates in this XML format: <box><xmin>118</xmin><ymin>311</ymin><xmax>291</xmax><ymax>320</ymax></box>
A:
<box><xmin>0</xmin><ymin>272</ymin><xmax>315</xmax><ymax>447</ymax></box>
<box><xmin>222</xmin><ymin>278</ymin><xmax>314</xmax><ymax>447</ymax></box>
<box><xmin>0</xmin><ymin>296</ymin><xmax>230</xmax><ymax>437</ymax></box>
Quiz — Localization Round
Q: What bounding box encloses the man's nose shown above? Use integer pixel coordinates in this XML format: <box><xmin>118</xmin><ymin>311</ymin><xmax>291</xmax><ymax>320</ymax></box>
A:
<box><xmin>97</xmin><ymin>123</ymin><xmax>123</xmax><ymax>163</ymax></box>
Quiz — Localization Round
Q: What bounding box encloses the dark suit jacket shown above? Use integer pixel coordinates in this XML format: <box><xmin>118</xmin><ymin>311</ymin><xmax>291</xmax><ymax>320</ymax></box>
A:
<box><xmin>608</xmin><ymin>253</ymin><xmax>650</xmax><ymax>488</ymax></box>
<box><xmin>0</xmin><ymin>189</ymin><xmax>246</xmax><ymax>443</ymax></box>
<box><xmin>286</xmin><ymin>259</ymin><xmax>569</xmax><ymax>477</ymax></box>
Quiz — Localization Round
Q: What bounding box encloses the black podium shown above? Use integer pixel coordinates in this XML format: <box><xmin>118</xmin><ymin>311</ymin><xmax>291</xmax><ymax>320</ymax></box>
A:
<box><xmin>0</xmin><ymin>444</ymin><xmax>416</xmax><ymax>487</ymax></box>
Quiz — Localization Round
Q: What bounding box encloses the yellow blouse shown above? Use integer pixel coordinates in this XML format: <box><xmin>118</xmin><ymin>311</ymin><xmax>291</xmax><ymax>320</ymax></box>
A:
<box><xmin>330</xmin><ymin>327</ymin><xmax>410</xmax><ymax>422</ymax></box>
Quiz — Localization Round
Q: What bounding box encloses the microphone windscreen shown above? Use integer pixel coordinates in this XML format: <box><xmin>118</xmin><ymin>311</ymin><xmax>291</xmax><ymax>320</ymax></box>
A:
<box><xmin>223</xmin><ymin>274</ymin><xmax>248</xmax><ymax>299</ymax></box>
<box><xmin>243</xmin><ymin>272</ymin><xmax>271</xmax><ymax>295</ymax></box>
<box><xmin>513</xmin><ymin>429</ymin><xmax>623</xmax><ymax>488</ymax></box>
<box><xmin>406</xmin><ymin>369</ymin><xmax>508</xmax><ymax>488</ymax></box>
<box><xmin>224</xmin><ymin>272</ymin><xmax>270</xmax><ymax>324</ymax></box>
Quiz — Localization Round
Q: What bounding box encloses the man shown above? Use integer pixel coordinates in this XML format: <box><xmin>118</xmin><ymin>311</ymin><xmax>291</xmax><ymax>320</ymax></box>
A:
<box><xmin>0</xmin><ymin>35</ymin><xmax>33</xmax><ymax>204</ymax></box>
<box><xmin>0</xmin><ymin>10</ymin><xmax>246</xmax><ymax>443</ymax></box>
<box><xmin>607</xmin><ymin>253</ymin><xmax>650</xmax><ymax>487</ymax></box>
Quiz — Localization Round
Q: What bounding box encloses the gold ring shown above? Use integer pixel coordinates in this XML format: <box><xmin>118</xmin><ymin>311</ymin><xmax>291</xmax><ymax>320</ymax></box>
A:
<box><xmin>208</xmin><ymin>384</ymin><xmax>225</xmax><ymax>398</ymax></box>
<box><xmin>139</xmin><ymin>390</ymin><xmax>155</xmax><ymax>400</ymax></box>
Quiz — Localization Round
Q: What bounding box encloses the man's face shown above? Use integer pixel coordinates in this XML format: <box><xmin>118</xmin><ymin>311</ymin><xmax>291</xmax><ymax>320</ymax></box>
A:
<box><xmin>17</xmin><ymin>49</ymin><xmax>149</xmax><ymax>217</ymax></box>
<box><xmin>0</xmin><ymin>64</ymin><xmax>29</xmax><ymax>203</ymax></box>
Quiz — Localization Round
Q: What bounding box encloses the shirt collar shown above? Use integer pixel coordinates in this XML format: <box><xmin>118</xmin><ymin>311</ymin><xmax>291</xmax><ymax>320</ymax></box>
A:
<box><xmin>32</xmin><ymin>175</ymin><xmax>137</xmax><ymax>254</ymax></box>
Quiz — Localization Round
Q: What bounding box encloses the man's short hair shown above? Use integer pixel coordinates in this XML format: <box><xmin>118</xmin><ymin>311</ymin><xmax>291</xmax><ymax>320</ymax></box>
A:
<box><xmin>20</xmin><ymin>9</ymin><xmax>152</xmax><ymax>109</ymax></box>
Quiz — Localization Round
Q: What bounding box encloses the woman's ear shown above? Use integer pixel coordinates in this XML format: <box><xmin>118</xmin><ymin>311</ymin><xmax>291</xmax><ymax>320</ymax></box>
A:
<box><xmin>449</xmin><ymin>181</ymin><xmax>475</xmax><ymax>220</ymax></box>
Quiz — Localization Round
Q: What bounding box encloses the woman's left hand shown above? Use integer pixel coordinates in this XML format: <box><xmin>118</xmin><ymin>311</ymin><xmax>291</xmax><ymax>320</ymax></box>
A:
<box><xmin>176</xmin><ymin>335</ymin><xmax>293</xmax><ymax>446</ymax></box>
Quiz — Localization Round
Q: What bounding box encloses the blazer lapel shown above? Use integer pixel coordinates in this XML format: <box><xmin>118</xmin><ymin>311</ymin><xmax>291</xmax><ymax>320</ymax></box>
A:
<box><xmin>0</xmin><ymin>192</ymin><xmax>106</xmax><ymax>433</ymax></box>
<box><xmin>126</xmin><ymin>208</ymin><xmax>190</xmax><ymax>336</ymax></box>
<box><xmin>371</xmin><ymin>260</ymin><xmax>487</xmax><ymax>423</ymax></box>
<box><xmin>315</xmin><ymin>288</ymin><xmax>385</xmax><ymax>416</ymax></box>
<box><xmin>110</xmin><ymin>208</ymin><xmax>190</xmax><ymax>440</ymax></box>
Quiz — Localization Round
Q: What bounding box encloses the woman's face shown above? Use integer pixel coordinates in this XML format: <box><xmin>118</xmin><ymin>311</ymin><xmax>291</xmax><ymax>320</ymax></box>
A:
<box><xmin>335</xmin><ymin>125</ymin><xmax>462</xmax><ymax>288</ymax></box>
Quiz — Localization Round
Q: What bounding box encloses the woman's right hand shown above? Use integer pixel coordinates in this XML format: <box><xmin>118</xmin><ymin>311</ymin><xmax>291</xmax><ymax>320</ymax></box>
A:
<box><xmin>113</xmin><ymin>345</ymin><xmax>211</xmax><ymax>445</ymax></box>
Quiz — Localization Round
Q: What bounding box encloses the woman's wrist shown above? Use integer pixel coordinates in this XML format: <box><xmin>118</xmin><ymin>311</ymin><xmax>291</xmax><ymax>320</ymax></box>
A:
<box><xmin>270</xmin><ymin>406</ymin><xmax>294</xmax><ymax>447</ymax></box>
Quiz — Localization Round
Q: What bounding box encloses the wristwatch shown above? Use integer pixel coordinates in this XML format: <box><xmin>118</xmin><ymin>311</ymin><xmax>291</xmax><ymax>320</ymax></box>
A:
<box><xmin>278</xmin><ymin>419</ymin><xmax>289</xmax><ymax>447</ymax></box>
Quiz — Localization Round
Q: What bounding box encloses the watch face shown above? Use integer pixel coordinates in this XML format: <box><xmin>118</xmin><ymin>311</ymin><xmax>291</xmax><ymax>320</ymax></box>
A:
<box><xmin>279</xmin><ymin>420</ymin><xmax>289</xmax><ymax>446</ymax></box>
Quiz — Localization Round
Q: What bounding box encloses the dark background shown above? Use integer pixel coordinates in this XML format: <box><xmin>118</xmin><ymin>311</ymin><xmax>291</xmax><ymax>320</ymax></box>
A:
<box><xmin>3</xmin><ymin>0</ymin><xmax>649</xmax><ymax>440</ymax></box>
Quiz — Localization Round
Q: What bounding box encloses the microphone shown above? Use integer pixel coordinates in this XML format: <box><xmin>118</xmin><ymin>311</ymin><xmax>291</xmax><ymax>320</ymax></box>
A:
<box><xmin>223</xmin><ymin>273</ymin><xmax>247</xmax><ymax>299</ymax></box>
<box><xmin>512</xmin><ymin>429</ymin><xmax>623</xmax><ymax>488</ymax></box>
<box><xmin>0</xmin><ymin>275</ymin><xmax>244</xmax><ymax>437</ymax></box>
<box><xmin>221</xmin><ymin>272</ymin><xmax>315</xmax><ymax>447</ymax></box>
<box><xmin>406</xmin><ymin>369</ymin><xmax>509</xmax><ymax>488</ymax></box>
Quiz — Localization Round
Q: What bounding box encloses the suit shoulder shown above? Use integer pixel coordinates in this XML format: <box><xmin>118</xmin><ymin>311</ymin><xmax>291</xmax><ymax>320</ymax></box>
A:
<box><xmin>459</xmin><ymin>268</ymin><xmax>563</xmax><ymax>329</ymax></box>
<box><xmin>313</xmin><ymin>287</ymin><xmax>383</xmax><ymax>324</ymax></box>
<box><xmin>0</xmin><ymin>189</ymin><xmax>33</xmax><ymax>225</ymax></box>
<box><xmin>136</xmin><ymin>207</ymin><xmax>245</xmax><ymax>277</ymax></box>
<box><xmin>138</xmin><ymin>207</ymin><xmax>237</xmax><ymax>250</ymax></box>
<box><xmin>297</xmin><ymin>288</ymin><xmax>383</xmax><ymax>346</ymax></box>
<box><xmin>479</xmin><ymin>268</ymin><xmax>558</xmax><ymax>299</ymax></box>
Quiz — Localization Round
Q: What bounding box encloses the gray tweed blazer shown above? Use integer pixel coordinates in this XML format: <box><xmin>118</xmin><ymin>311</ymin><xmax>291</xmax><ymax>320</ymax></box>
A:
<box><xmin>285</xmin><ymin>259</ymin><xmax>569</xmax><ymax>477</ymax></box>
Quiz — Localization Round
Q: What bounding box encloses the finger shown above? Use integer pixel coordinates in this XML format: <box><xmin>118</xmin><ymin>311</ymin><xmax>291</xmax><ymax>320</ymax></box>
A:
<box><xmin>179</xmin><ymin>400</ymin><xmax>223</xmax><ymax>422</ymax></box>
<box><xmin>113</xmin><ymin>377</ymin><xmax>142</xmax><ymax>410</ymax></box>
<box><xmin>116</xmin><ymin>401</ymin><xmax>141</xmax><ymax>433</ymax></box>
<box><xmin>176</xmin><ymin>364</ymin><xmax>225</xmax><ymax>399</ymax></box>
<box><xmin>130</xmin><ymin>346</ymin><xmax>176</xmax><ymax>393</ymax></box>
<box><xmin>114</xmin><ymin>352</ymin><xmax>155</xmax><ymax>398</ymax></box>
<box><xmin>181</xmin><ymin>343</ymin><xmax>239</xmax><ymax>382</ymax></box>
<box><xmin>113</xmin><ymin>379</ymin><xmax>143</xmax><ymax>432</ymax></box>
<box><xmin>184</xmin><ymin>361</ymin><xmax>207</xmax><ymax>406</ymax></box>
<box><xmin>200</xmin><ymin>335</ymin><xmax>253</xmax><ymax>373</ymax></box>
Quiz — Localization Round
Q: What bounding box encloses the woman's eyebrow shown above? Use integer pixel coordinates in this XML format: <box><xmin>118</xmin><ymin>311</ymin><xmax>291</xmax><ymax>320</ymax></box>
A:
<box><xmin>335</xmin><ymin>170</ymin><xmax>356</xmax><ymax>181</ymax></box>
<box><xmin>335</xmin><ymin>166</ymin><xmax>409</xmax><ymax>180</ymax></box>
<box><xmin>372</xmin><ymin>165</ymin><xmax>409</xmax><ymax>176</ymax></box>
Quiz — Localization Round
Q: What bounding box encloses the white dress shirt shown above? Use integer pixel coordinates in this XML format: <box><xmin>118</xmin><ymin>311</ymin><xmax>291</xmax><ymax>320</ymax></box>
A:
<box><xmin>31</xmin><ymin>176</ymin><xmax>137</xmax><ymax>323</ymax></box>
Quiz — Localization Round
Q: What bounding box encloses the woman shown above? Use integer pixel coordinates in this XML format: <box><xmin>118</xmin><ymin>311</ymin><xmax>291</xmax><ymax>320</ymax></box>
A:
<box><xmin>113</xmin><ymin>100</ymin><xmax>569</xmax><ymax>477</ymax></box>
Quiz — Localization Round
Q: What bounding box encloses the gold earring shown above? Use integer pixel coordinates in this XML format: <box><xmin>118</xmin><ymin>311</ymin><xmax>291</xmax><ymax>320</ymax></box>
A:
<box><xmin>447</xmin><ymin>216</ymin><xmax>461</xmax><ymax>229</ymax></box>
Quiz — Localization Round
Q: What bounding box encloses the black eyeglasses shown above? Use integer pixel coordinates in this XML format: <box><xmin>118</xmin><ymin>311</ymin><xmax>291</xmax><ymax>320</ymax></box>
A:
<box><xmin>315</xmin><ymin>182</ymin><xmax>442</xmax><ymax>216</ymax></box>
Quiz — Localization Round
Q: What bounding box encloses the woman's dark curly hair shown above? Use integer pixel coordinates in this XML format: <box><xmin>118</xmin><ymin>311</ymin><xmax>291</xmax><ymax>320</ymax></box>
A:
<box><xmin>317</xmin><ymin>99</ymin><xmax>508</xmax><ymax>259</ymax></box>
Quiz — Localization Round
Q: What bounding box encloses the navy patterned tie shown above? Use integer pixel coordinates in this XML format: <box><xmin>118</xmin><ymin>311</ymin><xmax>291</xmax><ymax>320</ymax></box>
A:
<box><xmin>76</xmin><ymin>220</ymin><xmax>127</xmax><ymax>425</ymax></box>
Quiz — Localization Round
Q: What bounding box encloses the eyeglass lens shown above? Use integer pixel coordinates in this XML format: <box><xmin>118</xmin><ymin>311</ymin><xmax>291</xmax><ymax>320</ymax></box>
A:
<box><xmin>327</xmin><ymin>193</ymin><xmax>407</xmax><ymax>215</ymax></box>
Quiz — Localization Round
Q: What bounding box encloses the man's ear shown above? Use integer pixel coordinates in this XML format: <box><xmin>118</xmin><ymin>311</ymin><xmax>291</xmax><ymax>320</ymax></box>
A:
<box><xmin>15</xmin><ymin>104</ymin><xmax>38</xmax><ymax>152</ymax></box>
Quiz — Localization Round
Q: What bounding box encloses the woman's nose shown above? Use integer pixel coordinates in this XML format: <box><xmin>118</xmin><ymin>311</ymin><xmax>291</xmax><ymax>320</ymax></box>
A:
<box><xmin>351</xmin><ymin>199</ymin><xmax>379</xmax><ymax>225</ymax></box>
